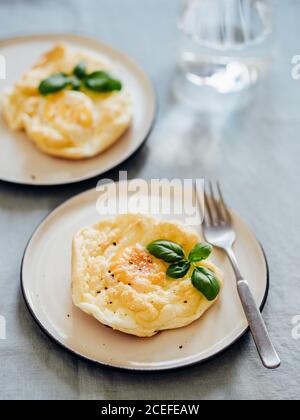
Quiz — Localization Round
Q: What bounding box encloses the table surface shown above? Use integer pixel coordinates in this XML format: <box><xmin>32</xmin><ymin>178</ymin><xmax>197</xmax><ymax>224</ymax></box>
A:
<box><xmin>0</xmin><ymin>0</ymin><xmax>299</xmax><ymax>400</ymax></box>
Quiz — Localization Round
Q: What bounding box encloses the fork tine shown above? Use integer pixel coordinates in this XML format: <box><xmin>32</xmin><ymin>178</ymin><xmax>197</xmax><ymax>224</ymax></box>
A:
<box><xmin>194</xmin><ymin>183</ymin><xmax>204</xmax><ymax>224</ymax></box>
<box><xmin>203</xmin><ymin>189</ymin><xmax>213</xmax><ymax>226</ymax></box>
<box><xmin>216</xmin><ymin>181</ymin><xmax>231</xmax><ymax>223</ymax></box>
<box><xmin>209</xmin><ymin>181</ymin><xmax>224</xmax><ymax>224</ymax></box>
<box><xmin>210</xmin><ymin>182</ymin><xmax>225</xmax><ymax>224</ymax></box>
<box><xmin>195</xmin><ymin>182</ymin><xmax>210</xmax><ymax>226</ymax></box>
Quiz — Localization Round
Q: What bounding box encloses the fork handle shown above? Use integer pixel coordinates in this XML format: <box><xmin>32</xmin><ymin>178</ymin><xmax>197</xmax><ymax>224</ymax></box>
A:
<box><xmin>225</xmin><ymin>247</ymin><xmax>280</xmax><ymax>369</ymax></box>
<box><xmin>237</xmin><ymin>279</ymin><xmax>281</xmax><ymax>369</ymax></box>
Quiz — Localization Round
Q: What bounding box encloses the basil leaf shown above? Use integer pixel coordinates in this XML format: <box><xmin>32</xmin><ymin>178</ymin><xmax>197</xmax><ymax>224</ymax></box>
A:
<box><xmin>102</xmin><ymin>78</ymin><xmax>122</xmax><ymax>92</ymax></box>
<box><xmin>191</xmin><ymin>266</ymin><xmax>220</xmax><ymax>301</ymax></box>
<box><xmin>167</xmin><ymin>261</ymin><xmax>191</xmax><ymax>279</ymax></box>
<box><xmin>74</xmin><ymin>62</ymin><xmax>87</xmax><ymax>79</ymax></box>
<box><xmin>84</xmin><ymin>71</ymin><xmax>122</xmax><ymax>92</ymax></box>
<box><xmin>84</xmin><ymin>71</ymin><xmax>110</xmax><ymax>91</ymax></box>
<box><xmin>188</xmin><ymin>242</ymin><xmax>213</xmax><ymax>262</ymax></box>
<box><xmin>39</xmin><ymin>72</ymin><xmax>70</xmax><ymax>95</ymax></box>
<box><xmin>147</xmin><ymin>240</ymin><xmax>185</xmax><ymax>263</ymax></box>
<box><xmin>68</xmin><ymin>75</ymin><xmax>82</xmax><ymax>91</ymax></box>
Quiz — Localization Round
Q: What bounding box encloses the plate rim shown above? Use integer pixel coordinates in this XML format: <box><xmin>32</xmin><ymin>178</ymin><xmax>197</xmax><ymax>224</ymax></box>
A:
<box><xmin>0</xmin><ymin>32</ymin><xmax>157</xmax><ymax>187</ymax></box>
<box><xmin>20</xmin><ymin>186</ymin><xmax>270</xmax><ymax>372</ymax></box>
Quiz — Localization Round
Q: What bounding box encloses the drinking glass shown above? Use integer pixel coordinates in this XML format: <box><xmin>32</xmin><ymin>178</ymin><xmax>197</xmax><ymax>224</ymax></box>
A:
<box><xmin>175</xmin><ymin>0</ymin><xmax>274</xmax><ymax>112</ymax></box>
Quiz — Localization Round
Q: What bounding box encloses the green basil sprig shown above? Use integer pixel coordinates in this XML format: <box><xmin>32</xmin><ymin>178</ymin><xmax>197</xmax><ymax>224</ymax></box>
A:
<box><xmin>147</xmin><ymin>240</ymin><xmax>185</xmax><ymax>263</ymax></box>
<box><xmin>38</xmin><ymin>62</ymin><xmax>122</xmax><ymax>96</ymax></box>
<box><xmin>192</xmin><ymin>266</ymin><xmax>221</xmax><ymax>301</ymax></box>
<box><xmin>84</xmin><ymin>71</ymin><xmax>122</xmax><ymax>93</ymax></box>
<box><xmin>147</xmin><ymin>240</ymin><xmax>220</xmax><ymax>301</ymax></box>
<box><xmin>74</xmin><ymin>62</ymin><xmax>88</xmax><ymax>79</ymax></box>
<box><xmin>167</xmin><ymin>261</ymin><xmax>191</xmax><ymax>279</ymax></box>
<box><xmin>188</xmin><ymin>242</ymin><xmax>213</xmax><ymax>262</ymax></box>
<box><xmin>39</xmin><ymin>72</ymin><xmax>72</xmax><ymax>95</ymax></box>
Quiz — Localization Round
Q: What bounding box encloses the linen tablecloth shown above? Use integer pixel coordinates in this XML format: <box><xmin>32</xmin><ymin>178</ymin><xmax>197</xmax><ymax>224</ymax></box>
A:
<box><xmin>0</xmin><ymin>0</ymin><xmax>299</xmax><ymax>400</ymax></box>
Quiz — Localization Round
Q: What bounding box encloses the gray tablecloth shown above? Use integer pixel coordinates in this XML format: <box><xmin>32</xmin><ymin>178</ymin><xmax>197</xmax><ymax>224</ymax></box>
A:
<box><xmin>0</xmin><ymin>0</ymin><xmax>299</xmax><ymax>400</ymax></box>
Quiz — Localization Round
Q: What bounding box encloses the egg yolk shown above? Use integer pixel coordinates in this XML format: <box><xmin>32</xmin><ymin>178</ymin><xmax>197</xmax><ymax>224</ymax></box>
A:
<box><xmin>110</xmin><ymin>246</ymin><xmax>166</xmax><ymax>287</ymax></box>
<box><xmin>44</xmin><ymin>91</ymin><xmax>94</xmax><ymax>131</ymax></box>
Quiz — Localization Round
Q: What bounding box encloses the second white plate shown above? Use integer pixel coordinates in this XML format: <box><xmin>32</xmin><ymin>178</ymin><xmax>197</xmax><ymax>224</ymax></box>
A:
<box><xmin>0</xmin><ymin>34</ymin><xmax>156</xmax><ymax>186</ymax></box>
<box><xmin>21</xmin><ymin>182</ymin><xmax>269</xmax><ymax>371</ymax></box>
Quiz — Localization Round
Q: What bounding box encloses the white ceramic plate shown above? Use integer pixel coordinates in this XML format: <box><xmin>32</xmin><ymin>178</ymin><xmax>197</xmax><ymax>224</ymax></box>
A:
<box><xmin>0</xmin><ymin>34</ymin><xmax>156</xmax><ymax>186</ymax></box>
<box><xmin>21</xmin><ymin>183</ymin><xmax>269</xmax><ymax>371</ymax></box>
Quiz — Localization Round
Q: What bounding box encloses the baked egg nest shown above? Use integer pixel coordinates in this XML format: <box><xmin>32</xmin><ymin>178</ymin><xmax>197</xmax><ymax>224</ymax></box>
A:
<box><xmin>72</xmin><ymin>214</ymin><xmax>223</xmax><ymax>337</ymax></box>
<box><xmin>1</xmin><ymin>43</ymin><xmax>132</xmax><ymax>159</ymax></box>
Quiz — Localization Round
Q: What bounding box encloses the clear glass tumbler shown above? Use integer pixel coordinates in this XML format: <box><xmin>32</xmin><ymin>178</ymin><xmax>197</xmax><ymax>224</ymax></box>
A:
<box><xmin>175</xmin><ymin>0</ymin><xmax>274</xmax><ymax>112</ymax></box>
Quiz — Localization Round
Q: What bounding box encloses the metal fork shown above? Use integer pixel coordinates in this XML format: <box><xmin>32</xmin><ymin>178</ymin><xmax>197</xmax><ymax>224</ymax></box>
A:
<box><xmin>197</xmin><ymin>181</ymin><xmax>280</xmax><ymax>370</ymax></box>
